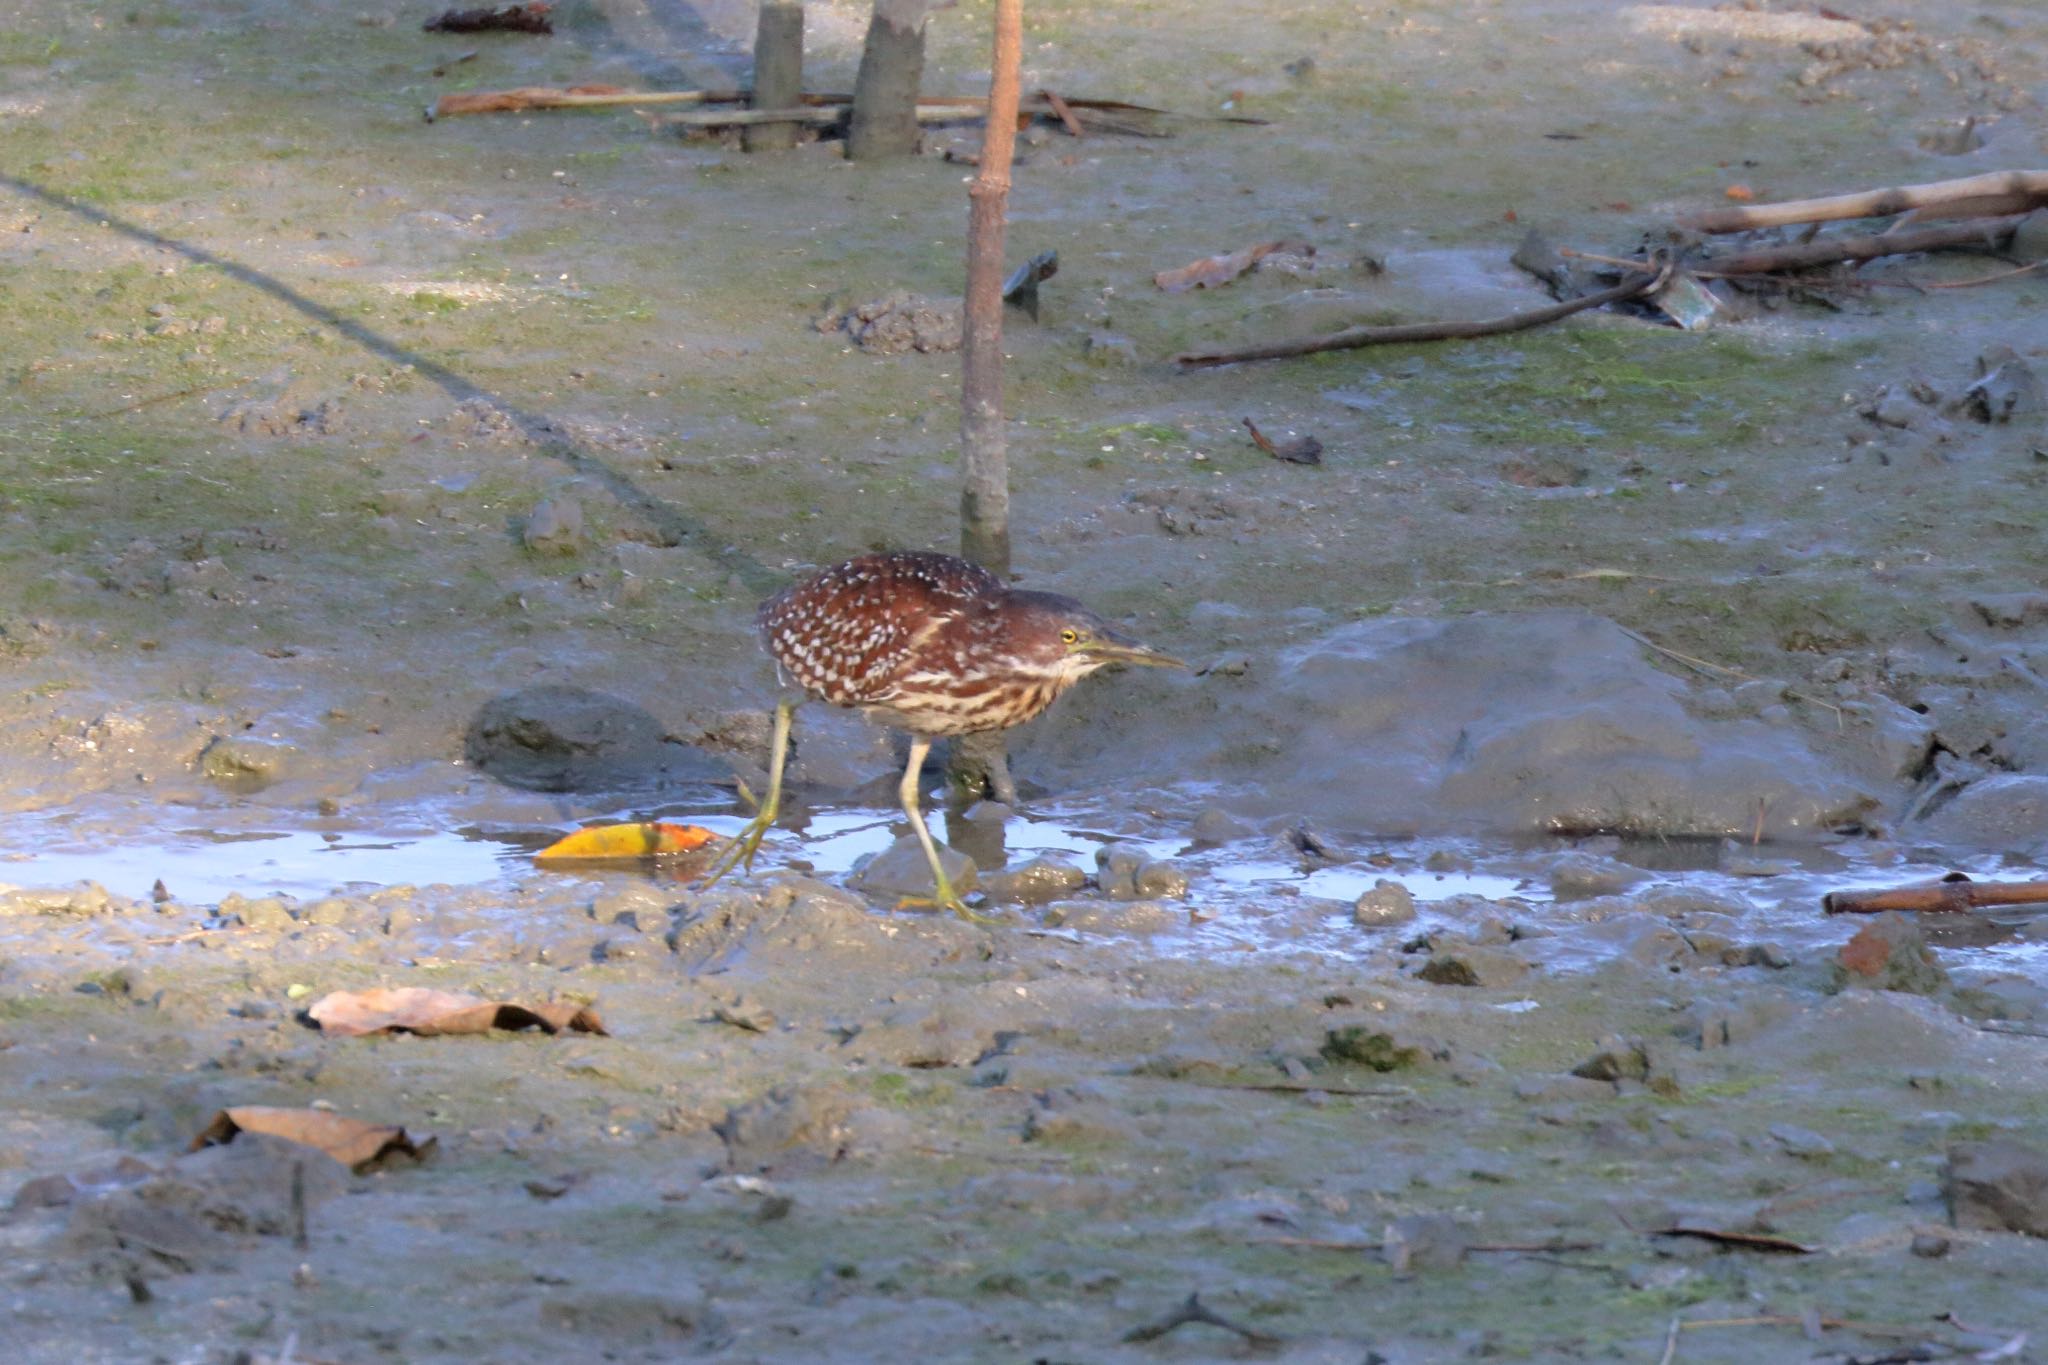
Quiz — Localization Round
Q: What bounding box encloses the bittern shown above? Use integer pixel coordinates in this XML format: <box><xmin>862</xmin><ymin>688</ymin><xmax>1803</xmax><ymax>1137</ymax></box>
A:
<box><xmin>701</xmin><ymin>551</ymin><xmax>1184</xmax><ymax>919</ymax></box>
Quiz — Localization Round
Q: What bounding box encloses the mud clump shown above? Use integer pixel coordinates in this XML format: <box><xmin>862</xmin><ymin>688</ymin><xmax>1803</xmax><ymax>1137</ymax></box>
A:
<box><xmin>822</xmin><ymin>291</ymin><xmax>963</xmax><ymax>355</ymax></box>
<box><xmin>464</xmin><ymin>684</ymin><xmax>725</xmax><ymax>792</ymax></box>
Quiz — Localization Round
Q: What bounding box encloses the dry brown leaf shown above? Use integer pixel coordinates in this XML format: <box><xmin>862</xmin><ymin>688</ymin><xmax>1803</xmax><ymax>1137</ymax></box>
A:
<box><xmin>535</xmin><ymin>820</ymin><xmax>714</xmax><ymax>861</ymax></box>
<box><xmin>307</xmin><ymin>986</ymin><xmax>609</xmax><ymax>1038</ymax></box>
<box><xmin>192</xmin><ymin>1106</ymin><xmax>435</xmax><ymax>1174</ymax></box>
<box><xmin>1154</xmin><ymin>240</ymin><xmax>1305</xmax><ymax>293</ymax></box>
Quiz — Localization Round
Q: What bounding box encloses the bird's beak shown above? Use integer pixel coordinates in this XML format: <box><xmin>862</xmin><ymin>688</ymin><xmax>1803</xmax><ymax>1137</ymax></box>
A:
<box><xmin>1083</xmin><ymin>629</ymin><xmax>1187</xmax><ymax>670</ymax></box>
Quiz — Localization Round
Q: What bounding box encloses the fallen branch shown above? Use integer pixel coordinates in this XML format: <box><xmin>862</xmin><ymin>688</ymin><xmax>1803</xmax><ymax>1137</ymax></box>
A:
<box><xmin>1682</xmin><ymin>169</ymin><xmax>2048</xmax><ymax>233</ymax></box>
<box><xmin>1698</xmin><ymin>214</ymin><xmax>2025</xmax><ymax>278</ymax></box>
<box><xmin>430</xmin><ymin>84</ymin><xmax>1265</xmax><ymax>126</ymax></box>
<box><xmin>1823</xmin><ymin>876</ymin><xmax>2048</xmax><ymax>916</ymax></box>
<box><xmin>1122</xmin><ymin>1292</ymin><xmax>1282</xmax><ymax>1349</ymax></box>
<box><xmin>1174</xmin><ymin>261</ymin><xmax>1670</xmax><ymax>369</ymax></box>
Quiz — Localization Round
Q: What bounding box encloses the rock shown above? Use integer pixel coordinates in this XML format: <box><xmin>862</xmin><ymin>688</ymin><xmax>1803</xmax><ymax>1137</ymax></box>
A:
<box><xmin>198</xmin><ymin>736</ymin><xmax>296</xmax><ymax>790</ymax></box>
<box><xmin>1910</xmin><ymin>1231</ymin><xmax>1951</xmax><ymax>1258</ymax></box>
<box><xmin>1830</xmin><ymin>913</ymin><xmax>1949</xmax><ymax>995</ymax></box>
<box><xmin>1417</xmin><ymin>945</ymin><xmax>1529</xmax><ymax>988</ymax></box>
<box><xmin>2010</xmin><ymin>208</ymin><xmax>2048</xmax><ymax>263</ymax></box>
<box><xmin>218</xmin><ymin>894</ymin><xmax>296</xmax><ymax>932</ymax></box>
<box><xmin>1319</xmin><ymin>1026</ymin><xmax>1424</xmax><ymax>1071</ymax></box>
<box><xmin>465</xmin><ymin>685</ymin><xmax>723</xmax><ymax>792</ymax></box>
<box><xmin>1954</xmin><ymin>345</ymin><xmax>2042</xmax><ymax>424</ymax></box>
<box><xmin>522</xmin><ymin>496</ymin><xmax>584</xmax><ymax>554</ymax></box>
<box><xmin>1947</xmin><ymin>1139</ymin><xmax>2048</xmax><ymax>1236</ymax></box>
<box><xmin>1353</xmin><ymin>879</ymin><xmax>1417</xmax><ymax>927</ymax></box>
<box><xmin>1548</xmin><ymin>853</ymin><xmax>1646</xmax><ymax>899</ymax></box>
<box><xmin>1188</xmin><ymin>806</ymin><xmax>1254</xmax><ymax>846</ymax></box>
<box><xmin>1768</xmin><ymin>1123</ymin><xmax>1837</xmax><ymax>1159</ymax></box>
<box><xmin>0</xmin><ymin>882</ymin><xmax>130</xmax><ymax>918</ymax></box>
<box><xmin>714</xmin><ymin>1086</ymin><xmax>854</xmax><ymax>1173</ymax></box>
<box><xmin>1082</xmin><ymin>331</ymin><xmax>1139</xmax><ymax>366</ymax></box>
<box><xmin>977</xmin><ymin>857</ymin><xmax>1087</xmax><ymax>905</ymax></box>
<box><xmin>1919</xmin><ymin>774</ymin><xmax>2048</xmax><ymax>856</ymax></box>
<box><xmin>1020</xmin><ymin>611</ymin><xmax>1878</xmax><ymax>840</ymax></box>
<box><xmin>1092</xmin><ymin>843</ymin><xmax>1147</xmax><ymax>898</ymax></box>
<box><xmin>849</xmin><ymin>835</ymin><xmax>977</xmax><ymax>903</ymax></box>
<box><xmin>1572</xmin><ymin>1036</ymin><xmax>1651</xmax><ymax>1083</ymax></box>
<box><xmin>1132</xmin><ymin>860</ymin><xmax>1189</xmax><ymax>900</ymax></box>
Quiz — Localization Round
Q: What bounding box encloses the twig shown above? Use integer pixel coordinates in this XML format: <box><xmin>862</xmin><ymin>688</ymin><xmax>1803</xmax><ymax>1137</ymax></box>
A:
<box><xmin>1976</xmin><ymin>1019</ymin><xmax>2048</xmax><ymax>1040</ymax></box>
<box><xmin>1681</xmin><ymin>170</ymin><xmax>2048</xmax><ymax>233</ymax></box>
<box><xmin>1656</xmin><ymin>1226</ymin><xmax>1815</xmax><ymax>1255</ymax></box>
<box><xmin>1175</xmin><ymin>1081</ymin><xmax>1411</xmax><ymax>1099</ymax></box>
<box><xmin>1822</xmin><ymin>877</ymin><xmax>2048</xmax><ymax>916</ymax></box>
<box><xmin>1257</xmin><ymin>1235</ymin><xmax>1597</xmax><ymax>1254</ymax></box>
<box><xmin>1039</xmin><ymin>88</ymin><xmax>1085</xmax><ymax>138</ymax></box>
<box><xmin>1699</xmin><ymin>215</ymin><xmax>2025</xmax><ymax>277</ymax></box>
<box><xmin>1122</xmin><ymin>1292</ymin><xmax>1283</xmax><ymax>1349</ymax></box>
<box><xmin>1173</xmin><ymin>261</ymin><xmax>1670</xmax><ymax>369</ymax></box>
<box><xmin>1918</xmin><ymin>260</ymin><xmax>2048</xmax><ymax>291</ymax></box>
<box><xmin>1616</xmin><ymin>627</ymin><xmax>1843</xmax><ymax>723</ymax></box>
<box><xmin>291</xmin><ymin>1159</ymin><xmax>310</xmax><ymax>1250</ymax></box>
<box><xmin>1657</xmin><ymin>1316</ymin><xmax>1681</xmax><ymax>1365</ymax></box>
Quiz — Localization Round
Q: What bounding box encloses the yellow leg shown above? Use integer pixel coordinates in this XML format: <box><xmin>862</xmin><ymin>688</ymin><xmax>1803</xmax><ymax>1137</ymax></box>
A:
<box><xmin>893</xmin><ymin>735</ymin><xmax>992</xmax><ymax>924</ymax></box>
<box><xmin>700</xmin><ymin>698</ymin><xmax>793</xmax><ymax>889</ymax></box>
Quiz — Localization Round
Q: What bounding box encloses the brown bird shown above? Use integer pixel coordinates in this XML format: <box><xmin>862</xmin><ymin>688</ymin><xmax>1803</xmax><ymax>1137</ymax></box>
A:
<box><xmin>701</xmin><ymin>551</ymin><xmax>1184</xmax><ymax>919</ymax></box>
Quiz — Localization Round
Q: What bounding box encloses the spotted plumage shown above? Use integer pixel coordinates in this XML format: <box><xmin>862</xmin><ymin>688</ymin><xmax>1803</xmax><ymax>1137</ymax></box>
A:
<box><xmin>758</xmin><ymin>551</ymin><xmax>1157</xmax><ymax>738</ymax></box>
<box><xmin>705</xmin><ymin>550</ymin><xmax>1185</xmax><ymax>920</ymax></box>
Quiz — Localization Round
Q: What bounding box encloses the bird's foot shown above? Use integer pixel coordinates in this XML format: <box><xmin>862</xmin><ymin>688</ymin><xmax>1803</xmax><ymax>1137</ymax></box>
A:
<box><xmin>894</xmin><ymin>887</ymin><xmax>997</xmax><ymax>925</ymax></box>
<box><xmin>698</xmin><ymin>810</ymin><xmax>775</xmax><ymax>890</ymax></box>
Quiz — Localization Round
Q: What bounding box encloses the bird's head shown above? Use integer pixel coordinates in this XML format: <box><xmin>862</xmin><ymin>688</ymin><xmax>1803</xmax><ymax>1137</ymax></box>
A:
<box><xmin>999</xmin><ymin>590</ymin><xmax>1186</xmax><ymax>683</ymax></box>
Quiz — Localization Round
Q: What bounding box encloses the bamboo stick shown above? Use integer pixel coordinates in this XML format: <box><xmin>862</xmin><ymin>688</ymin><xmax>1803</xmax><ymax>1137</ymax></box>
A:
<box><xmin>1822</xmin><ymin>879</ymin><xmax>2048</xmax><ymax>915</ymax></box>
<box><xmin>1683</xmin><ymin>170</ymin><xmax>2048</xmax><ymax>233</ymax></box>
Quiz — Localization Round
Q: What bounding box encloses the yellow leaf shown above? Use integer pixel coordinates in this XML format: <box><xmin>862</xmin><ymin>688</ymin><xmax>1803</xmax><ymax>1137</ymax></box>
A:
<box><xmin>534</xmin><ymin>821</ymin><xmax>715</xmax><ymax>861</ymax></box>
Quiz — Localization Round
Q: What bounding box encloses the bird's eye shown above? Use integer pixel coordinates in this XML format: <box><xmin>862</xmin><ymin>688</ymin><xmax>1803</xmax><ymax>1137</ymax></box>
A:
<box><xmin>1060</xmin><ymin>628</ymin><xmax>1079</xmax><ymax>645</ymax></box>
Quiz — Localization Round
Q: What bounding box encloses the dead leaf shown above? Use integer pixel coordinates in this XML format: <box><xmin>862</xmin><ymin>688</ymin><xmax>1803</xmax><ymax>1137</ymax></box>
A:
<box><xmin>535</xmin><ymin>820</ymin><xmax>713</xmax><ymax>861</ymax></box>
<box><xmin>192</xmin><ymin>1106</ymin><xmax>435</xmax><ymax>1174</ymax></box>
<box><xmin>423</xmin><ymin>2</ymin><xmax>553</xmax><ymax>34</ymax></box>
<box><xmin>1154</xmin><ymin>240</ymin><xmax>1308</xmax><ymax>293</ymax></box>
<box><xmin>307</xmin><ymin>986</ymin><xmax>609</xmax><ymax>1038</ymax></box>
<box><xmin>1242</xmin><ymin>417</ymin><xmax>1324</xmax><ymax>465</ymax></box>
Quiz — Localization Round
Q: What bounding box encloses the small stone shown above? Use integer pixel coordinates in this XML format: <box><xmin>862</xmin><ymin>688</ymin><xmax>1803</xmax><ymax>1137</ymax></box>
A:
<box><xmin>1132</xmin><ymin>860</ymin><xmax>1189</xmax><ymax>900</ymax></box>
<box><xmin>978</xmin><ymin>857</ymin><xmax>1087</xmax><ymax>906</ymax></box>
<box><xmin>1417</xmin><ymin>946</ymin><xmax>1528</xmax><ymax>988</ymax></box>
<box><xmin>1548</xmin><ymin>853</ymin><xmax>1646</xmax><ymax>899</ymax></box>
<box><xmin>219</xmin><ymin>894</ymin><xmax>297</xmax><ymax>932</ymax></box>
<box><xmin>1572</xmin><ymin>1036</ymin><xmax>1651</xmax><ymax>1083</ymax></box>
<box><xmin>523</xmin><ymin>496</ymin><xmax>584</xmax><ymax>554</ymax></box>
<box><xmin>850</xmin><ymin>834</ymin><xmax>977</xmax><ymax>903</ymax></box>
<box><xmin>1768</xmin><ymin>1123</ymin><xmax>1836</xmax><ymax>1159</ymax></box>
<box><xmin>1319</xmin><ymin>1026</ymin><xmax>1423</xmax><ymax>1071</ymax></box>
<box><xmin>1188</xmin><ymin>807</ymin><xmax>1253</xmax><ymax>846</ymax></box>
<box><xmin>1093</xmin><ymin>843</ymin><xmax>1148</xmax><ymax>899</ymax></box>
<box><xmin>1831</xmin><ymin>912</ymin><xmax>1948</xmax><ymax>995</ymax></box>
<box><xmin>1353</xmin><ymin>879</ymin><xmax>1417</xmax><ymax>928</ymax></box>
<box><xmin>1909</xmin><ymin>1232</ymin><xmax>1951</xmax><ymax>1258</ymax></box>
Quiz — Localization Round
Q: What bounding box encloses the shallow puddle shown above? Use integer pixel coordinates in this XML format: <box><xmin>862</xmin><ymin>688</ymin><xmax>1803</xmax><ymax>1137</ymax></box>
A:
<box><xmin>7</xmin><ymin>790</ymin><xmax>2046</xmax><ymax>973</ymax></box>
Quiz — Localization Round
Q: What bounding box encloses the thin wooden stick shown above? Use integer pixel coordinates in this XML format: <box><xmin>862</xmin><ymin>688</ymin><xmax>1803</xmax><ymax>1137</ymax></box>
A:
<box><xmin>1682</xmin><ymin>170</ymin><xmax>2048</xmax><ymax>233</ymax></box>
<box><xmin>1699</xmin><ymin>215</ymin><xmax>2025</xmax><ymax>277</ymax></box>
<box><xmin>1173</xmin><ymin>263</ymin><xmax>1669</xmax><ymax>369</ymax></box>
<box><xmin>1823</xmin><ymin>878</ymin><xmax>2048</xmax><ymax>916</ymax></box>
<box><xmin>1039</xmin><ymin>88</ymin><xmax>1085</xmax><ymax>138</ymax></box>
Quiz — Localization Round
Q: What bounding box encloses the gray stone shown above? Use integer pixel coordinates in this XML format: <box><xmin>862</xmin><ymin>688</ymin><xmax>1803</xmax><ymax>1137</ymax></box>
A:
<box><xmin>1131</xmin><ymin>860</ymin><xmax>1189</xmax><ymax>900</ymax></box>
<box><xmin>1768</xmin><ymin>1123</ymin><xmax>1836</xmax><ymax>1159</ymax></box>
<box><xmin>1572</xmin><ymin>1036</ymin><xmax>1651</xmax><ymax>1083</ymax></box>
<box><xmin>977</xmin><ymin>857</ymin><xmax>1087</xmax><ymax>905</ymax></box>
<box><xmin>1947</xmin><ymin>1139</ymin><xmax>2048</xmax><ymax>1237</ymax></box>
<box><xmin>1093</xmin><ymin>843</ymin><xmax>1148</xmax><ymax>898</ymax></box>
<box><xmin>849</xmin><ymin>835</ymin><xmax>977</xmax><ymax>902</ymax></box>
<box><xmin>1919</xmin><ymin>774</ymin><xmax>2048</xmax><ymax>856</ymax></box>
<box><xmin>1417</xmin><ymin>946</ymin><xmax>1529</xmax><ymax>988</ymax></box>
<box><xmin>465</xmin><ymin>685</ymin><xmax>723</xmax><ymax>792</ymax></box>
<box><xmin>1353</xmin><ymin>879</ymin><xmax>1417</xmax><ymax>927</ymax></box>
<box><xmin>1548</xmin><ymin>853</ymin><xmax>1646</xmax><ymax>899</ymax></box>
<box><xmin>1831</xmin><ymin>912</ymin><xmax>1949</xmax><ymax>995</ymax></box>
<box><xmin>1019</xmin><ymin>611</ymin><xmax>1878</xmax><ymax>839</ymax></box>
<box><xmin>218</xmin><ymin>894</ymin><xmax>297</xmax><ymax>932</ymax></box>
<box><xmin>1189</xmin><ymin>806</ymin><xmax>1254</xmax><ymax>846</ymax></box>
<box><xmin>522</xmin><ymin>495</ymin><xmax>584</xmax><ymax>554</ymax></box>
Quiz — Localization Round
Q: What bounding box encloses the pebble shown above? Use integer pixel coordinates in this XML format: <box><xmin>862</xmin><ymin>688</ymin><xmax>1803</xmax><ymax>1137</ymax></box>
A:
<box><xmin>1353</xmin><ymin>879</ymin><xmax>1416</xmax><ymax>927</ymax></box>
